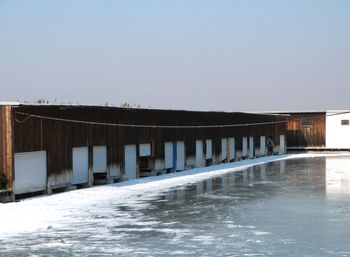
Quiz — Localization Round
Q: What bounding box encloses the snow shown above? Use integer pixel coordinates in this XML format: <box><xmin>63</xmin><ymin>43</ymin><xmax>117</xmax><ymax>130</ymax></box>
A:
<box><xmin>0</xmin><ymin>101</ymin><xmax>20</xmax><ymax>106</ymax></box>
<box><xmin>0</xmin><ymin>153</ymin><xmax>349</xmax><ymax>237</ymax></box>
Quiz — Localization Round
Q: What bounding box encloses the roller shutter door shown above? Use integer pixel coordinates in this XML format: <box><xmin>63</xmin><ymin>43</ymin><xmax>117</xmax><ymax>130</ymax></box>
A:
<box><xmin>242</xmin><ymin>137</ymin><xmax>248</xmax><ymax>157</ymax></box>
<box><xmin>249</xmin><ymin>136</ymin><xmax>254</xmax><ymax>158</ymax></box>
<box><xmin>164</xmin><ymin>142</ymin><xmax>173</xmax><ymax>169</ymax></box>
<box><xmin>14</xmin><ymin>151</ymin><xmax>47</xmax><ymax>194</ymax></box>
<box><xmin>279</xmin><ymin>135</ymin><xmax>286</xmax><ymax>154</ymax></box>
<box><xmin>125</xmin><ymin>144</ymin><xmax>137</xmax><ymax>179</ymax></box>
<box><xmin>176</xmin><ymin>141</ymin><xmax>185</xmax><ymax>171</ymax></box>
<box><xmin>196</xmin><ymin>140</ymin><xmax>203</xmax><ymax>167</ymax></box>
<box><xmin>260</xmin><ymin>136</ymin><xmax>266</xmax><ymax>156</ymax></box>
<box><xmin>205</xmin><ymin>139</ymin><xmax>212</xmax><ymax>160</ymax></box>
<box><xmin>72</xmin><ymin>147</ymin><xmax>89</xmax><ymax>185</ymax></box>
<box><xmin>221</xmin><ymin>138</ymin><xmax>227</xmax><ymax>161</ymax></box>
<box><xmin>139</xmin><ymin>143</ymin><xmax>151</xmax><ymax>157</ymax></box>
<box><xmin>93</xmin><ymin>146</ymin><xmax>107</xmax><ymax>173</ymax></box>
<box><xmin>229</xmin><ymin>137</ymin><xmax>235</xmax><ymax>160</ymax></box>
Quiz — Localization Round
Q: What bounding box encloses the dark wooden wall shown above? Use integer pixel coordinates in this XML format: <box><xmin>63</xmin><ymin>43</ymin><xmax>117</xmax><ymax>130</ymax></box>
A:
<box><xmin>286</xmin><ymin>113</ymin><xmax>326</xmax><ymax>147</ymax></box>
<box><xmin>12</xmin><ymin>105</ymin><xmax>286</xmax><ymax>182</ymax></box>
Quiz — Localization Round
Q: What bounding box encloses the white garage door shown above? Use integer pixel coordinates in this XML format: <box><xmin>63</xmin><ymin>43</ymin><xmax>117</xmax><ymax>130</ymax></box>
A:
<box><xmin>229</xmin><ymin>137</ymin><xmax>235</xmax><ymax>160</ymax></box>
<box><xmin>139</xmin><ymin>143</ymin><xmax>151</xmax><ymax>157</ymax></box>
<box><xmin>93</xmin><ymin>146</ymin><xmax>107</xmax><ymax>173</ymax></box>
<box><xmin>176</xmin><ymin>141</ymin><xmax>185</xmax><ymax>171</ymax></box>
<box><xmin>72</xmin><ymin>147</ymin><xmax>89</xmax><ymax>185</ymax></box>
<box><xmin>205</xmin><ymin>139</ymin><xmax>212</xmax><ymax>160</ymax></box>
<box><xmin>279</xmin><ymin>135</ymin><xmax>286</xmax><ymax>154</ymax></box>
<box><xmin>125</xmin><ymin>144</ymin><xmax>137</xmax><ymax>179</ymax></box>
<box><xmin>260</xmin><ymin>136</ymin><xmax>266</xmax><ymax>156</ymax></box>
<box><xmin>196</xmin><ymin>140</ymin><xmax>203</xmax><ymax>167</ymax></box>
<box><xmin>164</xmin><ymin>142</ymin><xmax>173</xmax><ymax>169</ymax></box>
<box><xmin>14</xmin><ymin>151</ymin><xmax>47</xmax><ymax>194</ymax></box>
<box><xmin>221</xmin><ymin>138</ymin><xmax>227</xmax><ymax>161</ymax></box>
<box><xmin>242</xmin><ymin>137</ymin><xmax>248</xmax><ymax>157</ymax></box>
<box><xmin>249</xmin><ymin>136</ymin><xmax>254</xmax><ymax>159</ymax></box>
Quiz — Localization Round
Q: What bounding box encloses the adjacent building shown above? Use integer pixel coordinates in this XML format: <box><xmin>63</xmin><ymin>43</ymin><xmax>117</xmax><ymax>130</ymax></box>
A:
<box><xmin>283</xmin><ymin>110</ymin><xmax>350</xmax><ymax>150</ymax></box>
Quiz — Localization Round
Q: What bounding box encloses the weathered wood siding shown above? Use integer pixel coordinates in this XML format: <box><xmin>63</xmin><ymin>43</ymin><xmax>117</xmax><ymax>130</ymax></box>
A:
<box><xmin>0</xmin><ymin>106</ymin><xmax>13</xmax><ymax>190</ymax></box>
<box><xmin>286</xmin><ymin>113</ymin><xmax>326</xmax><ymax>147</ymax></box>
<box><xmin>12</xmin><ymin>105</ymin><xmax>286</xmax><ymax>188</ymax></box>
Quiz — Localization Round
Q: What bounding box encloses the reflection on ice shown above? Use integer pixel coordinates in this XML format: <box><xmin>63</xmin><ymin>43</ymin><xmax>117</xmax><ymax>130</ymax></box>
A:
<box><xmin>260</xmin><ymin>164</ymin><xmax>266</xmax><ymax>180</ymax></box>
<box><xmin>280</xmin><ymin>160</ymin><xmax>286</xmax><ymax>174</ymax></box>
<box><xmin>206</xmin><ymin>178</ymin><xmax>213</xmax><ymax>192</ymax></box>
<box><xmin>196</xmin><ymin>181</ymin><xmax>204</xmax><ymax>194</ymax></box>
<box><xmin>326</xmin><ymin>157</ymin><xmax>350</xmax><ymax>196</ymax></box>
<box><xmin>249</xmin><ymin>167</ymin><xmax>255</xmax><ymax>180</ymax></box>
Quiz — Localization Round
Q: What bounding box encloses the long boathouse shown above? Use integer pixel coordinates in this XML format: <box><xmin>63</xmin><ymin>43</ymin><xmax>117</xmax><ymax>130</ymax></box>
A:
<box><xmin>0</xmin><ymin>103</ymin><xmax>287</xmax><ymax>201</ymax></box>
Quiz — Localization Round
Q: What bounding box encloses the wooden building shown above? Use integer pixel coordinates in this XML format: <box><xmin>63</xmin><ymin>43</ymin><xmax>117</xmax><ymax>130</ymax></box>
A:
<box><xmin>282</xmin><ymin>110</ymin><xmax>350</xmax><ymax>150</ymax></box>
<box><xmin>284</xmin><ymin>112</ymin><xmax>326</xmax><ymax>149</ymax></box>
<box><xmin>0</xmin><ymin>103</ymin><xmax>286</xmax><ymax>201</ymax></box>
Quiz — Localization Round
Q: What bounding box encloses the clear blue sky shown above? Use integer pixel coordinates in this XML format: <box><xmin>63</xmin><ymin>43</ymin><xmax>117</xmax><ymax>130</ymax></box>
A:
<box><xmin>0</xmin><ymin>0</ymin><xmax>349</xmax><ymax>111</ymax></box>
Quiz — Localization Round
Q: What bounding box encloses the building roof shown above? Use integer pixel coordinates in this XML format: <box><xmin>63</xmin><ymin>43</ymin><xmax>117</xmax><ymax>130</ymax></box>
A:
<box><xmin>0</xmin><ymin>102</ymin><xmax>287</xmax><ymax>117</ymax></box>
<box><xmin>0</xmin><ymin>102</ymin><xmax>20</xmax><ymax>106</ymax></box>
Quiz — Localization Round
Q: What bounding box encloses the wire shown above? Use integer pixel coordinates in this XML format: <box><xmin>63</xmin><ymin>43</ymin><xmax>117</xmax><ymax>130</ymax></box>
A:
<box><xmin>13</xmin><ymin>110</ymin><xmax>350</xmax><ymax>129</ymax></box>
<box><xmin>14</xmin><ymin>115</ymin><xmax>32</xmax><ymax>124</ymax></box>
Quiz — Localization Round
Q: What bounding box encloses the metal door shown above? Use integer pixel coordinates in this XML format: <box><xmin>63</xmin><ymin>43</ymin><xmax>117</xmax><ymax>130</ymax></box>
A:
<box><xmin>14</xmin><ymin>151</ymin><xmax>47</xmax><ymax>194</ymax></box>
<box><xmin>93</xmin><ymin>146</ymin><xmax>107</xmax><ymax>173</ymax></box>
<box><xmin>176</xmin><ymin>141</ymin><xmax>185</xmax><ymax>171</ymax></box>
<box><xmin>196</xmin><ymin>140</ymin><xmax>203</xmax><ymax>167</ymax></box>
<box><xmin>139</xmin><ymin>143</ymin><xmax>151</xmax><ymax>157</ymax></box>
<box><xmin>279</xmin><ymin>135</ymin><xmax>286</xmax><ymax>154</ymax></box>
<box><xmin>72</xmin><ymin>147</ymin><xmax>88</xmax><ymax>185</ymax></box>
<box><xmin>249</xmin><ymin>136</ymin><xmax>254</xmax><ymax>158</ymax></box>
<box><xmin>221</xmin><ymin>138</ymin><xmax>227</xmax><ymax>161</ymax></box>
<box><xmin>260</xmin><ymin>136</ymin><xmax>266</xmax><ymax>156</ymax></box>
<box><xmin>125</xmin><ymin>144</ymin><xmax>137</xmax><ymax>179</ymax></box>
<box><xmin>242</xmin><ymin>137</ymin><xmax>248</xmax><ymax>158</ymax></box>
<box><xmin>229</xmin><ymin>137</ymin><xmax>235</xmax><ymax>160</ymax></box>
<box><xmin>205</xmin><ymin>139</ymin><xmax>212</xmax><ymax>160</ymax></box>
<box><xmin>164</xmin><ymin>142</ymin><xmax>173</xmax><ymax>169</ymax></box>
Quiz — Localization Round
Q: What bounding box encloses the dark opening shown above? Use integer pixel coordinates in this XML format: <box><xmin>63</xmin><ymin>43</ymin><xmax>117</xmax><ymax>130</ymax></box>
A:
<box><xmin>341</xmin><ymin>120</ymin><xmax>349</xmax><ymax>126</ymax></box>
<box><xmin>301</xmin><ymin>119</ymin><xmax>313</xmax><ymax>126</ymax></box>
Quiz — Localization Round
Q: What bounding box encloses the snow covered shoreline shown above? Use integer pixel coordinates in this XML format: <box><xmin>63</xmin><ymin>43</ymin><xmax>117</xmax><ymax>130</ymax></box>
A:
<box><xmin>1</xmin><ymin>153</ymin><xmax>349</xmax><ymax>237</ymax></box>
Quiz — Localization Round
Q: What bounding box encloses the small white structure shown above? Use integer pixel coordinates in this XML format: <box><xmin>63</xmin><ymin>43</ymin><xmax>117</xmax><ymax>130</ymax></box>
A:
<box><xmin>326</xmin><ymin>111</ymin><xmax>350</xmax><ymax>149</ymax></box>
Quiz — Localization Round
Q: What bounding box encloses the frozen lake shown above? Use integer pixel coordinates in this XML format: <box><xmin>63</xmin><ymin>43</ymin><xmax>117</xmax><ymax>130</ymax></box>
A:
<box><xmin>1</xmin><ymin>155</ymin><xmax>350</xmax><ymax>256</ymax></box>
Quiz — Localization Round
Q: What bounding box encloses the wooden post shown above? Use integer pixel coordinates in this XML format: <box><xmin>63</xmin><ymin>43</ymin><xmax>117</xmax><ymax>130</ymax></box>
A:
<box><xmin>5</xmin><ymin>106</ymin><xmax>14</xmax><ymax>191</ymax></box>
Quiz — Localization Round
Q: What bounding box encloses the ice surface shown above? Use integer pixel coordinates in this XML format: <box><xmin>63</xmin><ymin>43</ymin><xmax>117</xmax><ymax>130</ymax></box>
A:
<box><xmin>0</xmin><ymin>153</ymin><xmax>348</xmax><ymax>237</ymax></box>
<box><xmin>1</xmin><ymin>153</ymin><xmax>350</xmax><ymax>256</ymax></box>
